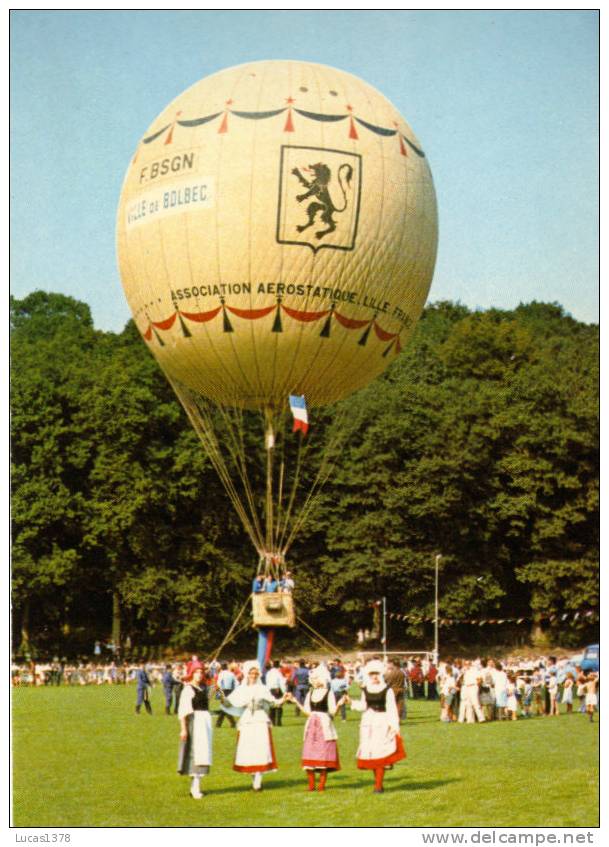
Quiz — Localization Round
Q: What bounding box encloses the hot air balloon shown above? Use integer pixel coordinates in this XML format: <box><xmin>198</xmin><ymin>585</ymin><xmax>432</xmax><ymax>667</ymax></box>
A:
<box><xmin>116</xmin><ymin>60</ymin><xmax>438</xmax><ymax>664</ymax></box>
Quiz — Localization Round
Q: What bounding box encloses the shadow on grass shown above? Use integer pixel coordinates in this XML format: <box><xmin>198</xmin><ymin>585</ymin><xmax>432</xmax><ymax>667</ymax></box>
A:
<box><xmin>325</xmin><ymin>775</ymin><xmax>460</xmax><ymax>793</ymax></box>
<box><xmin>206</xmin><ymin>778</ymin><xmax>305</xmax><ymax>796</ymax></box>
<box><xmin>381</xmin><ymin>777</ymin><xmax>460</xmax><ymax>793</ymax></box>
<box><xmin>202</xmin><ymin>774</ymin><xmax>459</xmax><ymax>797</ymax></box>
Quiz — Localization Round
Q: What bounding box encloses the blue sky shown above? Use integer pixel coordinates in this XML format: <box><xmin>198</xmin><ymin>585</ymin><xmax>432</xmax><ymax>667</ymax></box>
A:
<box><xmin>10</xmin><ymin>9</ymin><xmax>599</xmax><ymax>331</ymax></box>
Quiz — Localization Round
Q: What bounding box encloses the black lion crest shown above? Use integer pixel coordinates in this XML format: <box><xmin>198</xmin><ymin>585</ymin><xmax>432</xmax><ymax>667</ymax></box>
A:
<box><xmin>291</xmin><ymin>162</ymin><xmax>354</xmax><ymax>240</ymax></box>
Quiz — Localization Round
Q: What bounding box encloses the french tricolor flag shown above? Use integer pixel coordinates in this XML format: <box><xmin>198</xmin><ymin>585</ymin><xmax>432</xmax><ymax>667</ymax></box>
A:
<box><xmin>289</xmin><ymin>394</ymin><xmax>309</xmax><ymax>435</ymax></box>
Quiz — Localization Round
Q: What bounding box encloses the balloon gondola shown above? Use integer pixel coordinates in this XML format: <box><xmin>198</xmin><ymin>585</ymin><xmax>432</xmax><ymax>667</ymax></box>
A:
<box><xmin>116</xmin><ymin>60</ymin><xmax>438</xmax><ymax>660</ymax></box>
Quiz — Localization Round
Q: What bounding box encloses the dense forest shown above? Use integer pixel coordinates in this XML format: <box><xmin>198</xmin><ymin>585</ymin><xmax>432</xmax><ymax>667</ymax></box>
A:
<box><xmin>11</xmin><ymin>292</ymin><xmax>599</xmax><ymax>658</ymax></box>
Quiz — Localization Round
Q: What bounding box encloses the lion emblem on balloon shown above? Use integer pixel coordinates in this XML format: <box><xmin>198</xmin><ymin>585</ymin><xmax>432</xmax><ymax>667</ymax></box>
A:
<box><xmin>291</xmin><ymin>161</ymin><xmax>354</xmax><ymax>240</ymax></box>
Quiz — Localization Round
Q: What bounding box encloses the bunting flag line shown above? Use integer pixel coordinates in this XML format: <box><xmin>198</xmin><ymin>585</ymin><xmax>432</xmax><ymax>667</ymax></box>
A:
<box><xmin>380</xmin><ymin>609</ymin><xmax>598</xmax><ymax>627</ymax></box>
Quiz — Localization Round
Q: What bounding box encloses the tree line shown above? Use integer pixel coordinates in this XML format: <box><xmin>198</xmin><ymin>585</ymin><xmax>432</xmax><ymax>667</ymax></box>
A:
<box><xmin>11</xmin><ymin>292</ymin><xmax>599</xmax><ymax>657</ymax></box>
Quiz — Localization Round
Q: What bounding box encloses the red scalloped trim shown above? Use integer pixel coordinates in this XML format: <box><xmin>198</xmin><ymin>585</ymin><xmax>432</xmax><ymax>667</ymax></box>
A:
<box><xmin>179</xmin><ymin>306</ymin><xmax>223</xmax><ymax>323</ymax></box>
<box><xmin>226</xmin><ymin>305</ymin><xmax>276</xmax><ymax>320</ymax></box>
<box><xmin>151</xmin><ymin>313</ymin><xmax>177</xmax><ymax>331</ymax></box>
<box><xmin>373</xmin><ymin>322</ymin><xmax>398</xmax><ymax>342</ymax></box>
<box><xmin>282</xmin><ymin>304</ymin><xmax>331</xmax><ymax>322</ymax></box>
<box><xmin>139</xmin><ymin>302</ymin><xmax>404</xmax><ymax>353</ymax></box>
<box><xmin>333</xmin><ymin>312</ymin><xmax>371</xmax><ymax>330</ymax></box>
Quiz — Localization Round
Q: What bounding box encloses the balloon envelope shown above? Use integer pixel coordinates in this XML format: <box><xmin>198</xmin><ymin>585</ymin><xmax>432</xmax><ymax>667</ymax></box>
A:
<box><xmin>117</xmin><ymin>60</ymin><xmax>438</xmax><ymax>410</ymax></box>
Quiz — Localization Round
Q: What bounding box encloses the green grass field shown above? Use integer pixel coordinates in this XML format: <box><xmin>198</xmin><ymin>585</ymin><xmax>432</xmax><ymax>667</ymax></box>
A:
<box><xmin>12</xmin><ymin>685</ymin><xmax>599</xmax><ymax>827</ymax></box>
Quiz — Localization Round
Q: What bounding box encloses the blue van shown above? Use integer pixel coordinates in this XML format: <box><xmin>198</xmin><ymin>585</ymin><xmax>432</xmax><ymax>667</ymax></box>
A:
<box><xmin>581</xmin><ymin>644</ymin><xmax>599</xmax><ymax>673</ymax></box>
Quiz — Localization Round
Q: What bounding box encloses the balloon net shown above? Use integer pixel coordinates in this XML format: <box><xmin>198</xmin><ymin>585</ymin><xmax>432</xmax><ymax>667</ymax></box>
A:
<box><xmin>168</xmin><ymin>377</ymin><xmax>362</xmax><ymax>579</ymax></box>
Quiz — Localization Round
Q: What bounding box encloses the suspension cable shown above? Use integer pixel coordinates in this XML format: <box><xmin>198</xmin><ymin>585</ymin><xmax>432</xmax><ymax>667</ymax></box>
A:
<box><xmin>206</xmin><ymin>595</ymin><xmax>252</xmax><ymax>662</ymax></box>
<box><xmin>296</xmin><ymin>615</ymin><xmax>346</xmax><ymax>658</ymax></box>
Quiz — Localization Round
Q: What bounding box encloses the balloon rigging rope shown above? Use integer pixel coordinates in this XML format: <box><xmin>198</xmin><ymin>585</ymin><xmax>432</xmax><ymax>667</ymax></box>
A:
<box><xmin>265</xmin><ymin>409</ymin><xmax>274</xmax><ymax>554</ymax></box>
<box><xmin>214</xmin><ymin>400</ymin><xmax>265</xmax><ymax>549</ymax></box>
<box><xmin>281</xmin><ymin>399</ymin><xmax>362</xmax><ymax>554</ymax></box>
<box><xmin>170</xmin><ymin>377</ymin><xmax>367</xmax><ymax>569</ymax></box>
<box><xmin>275</xmin><ymin>422</ymin><xmax>307</xmax><ymax>554</ymax></box>
<box><xmin>206</xmin><ymin>595</ymin><xmax>252</xmax><ymax>662</ymax></box>
<box><xmin>296</xmin><ymin>615</ymin><xmax>345</xmax><ymax>659</ymax></box>
<box><xmin>169</xmin><ymin>379</ymin><xmax>265</xmax><ymax>555</ymax></box>
<box><xmin>184</xmin><ymin>403</ymin><xmax>258</xmax><ymax>549</ymax></box>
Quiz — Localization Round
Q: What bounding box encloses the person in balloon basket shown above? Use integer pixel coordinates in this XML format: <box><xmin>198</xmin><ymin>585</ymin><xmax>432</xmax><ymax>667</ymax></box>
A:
<box><xmin>263</xmin><ymin>575</ymin><xmax>279</xmax><ymax>593</ymax></box>
<box><xmin>252</xmin><ymin>573</ymin><xmax>265</xmax><ymax>594</ymax></box>
<box><xmin>279</xmin><ymin>571</ymin><xmax>295</xmax><ymax>593</ymax></box>
<box><xmin>177</xmin><ymin>661</ymin><xmax>213</xmax><ymax>799</ymax></box>
<box><xmin>135</xmin><ymin>661</ymin><xmax>152</xmax><ymax>714</ymax></box>
<box><xmin>218</xmin><ymin>660</ymin><xmax>288</xmax><ymax>791</ymax></box>
<box><xmin>289</xmin><ymin>666</ymin><xmax>346</xmax><ymax>791</ymax></box>
<box><xmin>345</xmin><ymin>659</ymin><xmax>406</xmax><ymax>793</ymax></box>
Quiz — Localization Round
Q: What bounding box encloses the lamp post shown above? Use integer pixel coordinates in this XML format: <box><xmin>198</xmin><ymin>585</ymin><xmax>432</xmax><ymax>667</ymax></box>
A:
<box><xmin>382</xmin><ymin>596</ymin><xmax>387</xmax><ymax>661</ymax></box>
<box><xmin>434</xmin><ymin>554</ymin><xmax>442</xmax><ymax>664</ymax></box>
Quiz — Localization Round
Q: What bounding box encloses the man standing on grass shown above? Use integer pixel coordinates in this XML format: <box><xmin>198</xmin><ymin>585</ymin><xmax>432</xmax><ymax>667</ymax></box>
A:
<box><xmin>266</xmin><ymin>660</ymin><xmax>287</xmax><ymax>726</ymax></box>
<box><xmin>162</xmin><ymin>664</ymin><xmax>179</xmax><ymax>715</ymax></box>
<box><xmin>292</xmin><ymin>659</ymin><xmax>310</xmax><ymax>714</ymax></box>
<box><xmin>531</xmin><ymin>666</ymin><xmax>546</xmax><ymax>716</ymax></box>
<box><xmin>426</xmin><ymin>661</ymin><xmax>438</xmax><ymax>700</ymax></box>
<box><xmin>135</xmin><ymin>661</ymin><xmax>152</xmax><ymax>714</ymax></box>
<box><xmin>458</xmin><ymin>660</ymin><xmax>485</xmax><ymax>723</ymax></box>
<box><xmin>216</xmin><ymin>662</ymin><xmax>238</xmax><ymax>728</ymax></box>
<box><xmin>410</xmin><ymin>660</ymin><xmax>424</xmax><ymax>699</ymax></box>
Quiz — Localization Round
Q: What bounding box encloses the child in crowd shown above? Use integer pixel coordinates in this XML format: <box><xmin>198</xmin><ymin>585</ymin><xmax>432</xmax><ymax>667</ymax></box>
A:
<box><xmin>576</xmin><ymin>670</ymin><xmax>587</xmax><ymax>713</ymax></box>
<box><xmin>506</xmin><ymin>673</ymin><xmax>519</xmax><ymax>721</ymax></box>
<box><xmin>561</xmin><ymin>673</ymin><xmax>574</xmax><ymax>714</ymax></box>
<box><xmin>585</xmin><ymin>673</ymin><xmax>599</xmax><ymax>723</ymax></box>
<box><xmin>548</xmin><ymin>673</ymin><xmax>560</xmax><ymax>716</ymax></box>
<box><xmin>521</xmin><ymin>676</ymin><xmax>533</xmax><ymax>718</ymax></box>
<box><xmin>440</xmin><ymin>665</ymin><xmax>457</xmax><ymax>722</ymax></box>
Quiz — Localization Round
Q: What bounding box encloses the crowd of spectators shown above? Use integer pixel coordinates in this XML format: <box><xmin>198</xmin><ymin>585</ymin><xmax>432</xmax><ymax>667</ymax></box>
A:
<box><xmin>13</xmin><ymin>652</ymin><xmax>598</xmax><ymax>723</ymax></box>
<box><xmin>434</xmin><ymin>655</ymin><xmax>599</xmax><ymax>723</ymax></box>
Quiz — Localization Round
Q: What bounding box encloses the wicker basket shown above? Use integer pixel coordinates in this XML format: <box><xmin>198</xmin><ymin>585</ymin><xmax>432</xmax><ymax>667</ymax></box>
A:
<box><xmin>252</xmin><ymin>593</ymin><xmax>296</xmax><ymax>628</ymax></box>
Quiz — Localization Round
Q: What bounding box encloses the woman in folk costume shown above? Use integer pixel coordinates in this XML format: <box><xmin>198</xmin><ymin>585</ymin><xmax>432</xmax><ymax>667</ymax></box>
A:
<box><xmin>289</xmin><ymin>666</ymin><xmax>346</xmax><ymax>791</ymax></box>
<box><xmin>177</xmin><ymin>661</ymin><xmax>213</xmax><ymax>799</ymax></box>
<box><xmin>221</xmin><ymin>660</ymin><xmax>288</xmax><ymax>791</ymax></box>
<box><xmin>346</xmin><ymin>659</ymin><xmax>406</xmax><ymax>793</ymax></box>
